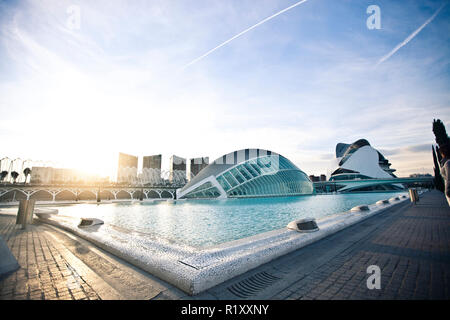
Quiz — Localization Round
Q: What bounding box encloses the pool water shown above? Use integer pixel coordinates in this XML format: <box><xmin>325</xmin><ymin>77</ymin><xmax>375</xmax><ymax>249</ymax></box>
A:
<box><xmin>51</xmin><ymin>192</ymin><xmax>406</xmax><ymax>247</ymax></box>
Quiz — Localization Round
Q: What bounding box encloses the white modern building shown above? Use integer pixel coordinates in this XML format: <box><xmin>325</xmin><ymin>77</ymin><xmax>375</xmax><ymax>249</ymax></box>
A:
<box><xmin>328</xmin><ymin>139</ymin><xmax>405</xmax><ymax>192</ymax></box>
<box><xmin>177</xmin><ymin>148</ymin><xmax>313</xmax><ymax>199</ymax></box>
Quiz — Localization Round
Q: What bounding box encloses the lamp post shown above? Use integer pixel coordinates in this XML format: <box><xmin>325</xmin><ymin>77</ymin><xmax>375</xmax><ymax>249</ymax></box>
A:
<box><xmin>97</xmin><ymin>186</ymin><xmax>101</xmax><ymax>203</ymax></box>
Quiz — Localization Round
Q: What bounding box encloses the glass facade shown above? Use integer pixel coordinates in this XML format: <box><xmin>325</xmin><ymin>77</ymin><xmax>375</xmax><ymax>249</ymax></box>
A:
<box><xmin>329</xmin><ymin>173</ymin><xmax>372</xmax><ymax>181</ymax></box>
<box><xmin>347</xmin><ymin>184</ymin><xmax>404</xmax><ymax>192</ymax></box>
<box><xmin>181</xmin><ymin>152</ymin><xmax>314</xmax><ymax>199</ymax></box>
<box><xmin>181</xmin><ymin>181</ymin><xmax>222</xmax><ymax>198</ymax></box>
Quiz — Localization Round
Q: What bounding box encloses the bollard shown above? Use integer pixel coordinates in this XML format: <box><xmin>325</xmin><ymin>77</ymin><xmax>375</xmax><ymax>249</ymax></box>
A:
<box><xmin>16</xmin><ymin>199</ymin><xmax>36</xmax><ymax>229</ymax></box>
<box><xmin>287</xmin><ymin>218</ymin><xmax>319</xmax><ymax>233</ymax></box>
<box><xmin>409</xmin><ymin>188</ymin><xmax>419</xmax><ymax>204</ymax></box>
<box><xmin>409</xmin><ymin>189</ymin><xmax>415</xmax><ymax>204</ymax></box>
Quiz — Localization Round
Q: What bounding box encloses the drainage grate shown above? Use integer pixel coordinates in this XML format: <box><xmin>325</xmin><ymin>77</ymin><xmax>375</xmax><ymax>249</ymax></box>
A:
<box><xmin>227</xmin><ymin>271</ymin><xmax>281</xmax><ymax>298</ymax></box>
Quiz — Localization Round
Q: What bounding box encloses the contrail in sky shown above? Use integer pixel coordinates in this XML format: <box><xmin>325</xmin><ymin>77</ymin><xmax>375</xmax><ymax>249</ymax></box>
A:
<box><xmin>183</xmin><ymin>0</ymin><xmax>309</xmax><ymax>69</ymax></box>
<box><xmin>377</xmin><ymin>2</ymin><xmax>446</xmax><ymax>66</ymax></box>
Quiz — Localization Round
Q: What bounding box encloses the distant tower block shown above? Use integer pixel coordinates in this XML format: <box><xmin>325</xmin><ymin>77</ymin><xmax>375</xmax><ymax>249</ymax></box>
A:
<box><xmin>143</xmin><ymin>154</ymin><xmax>162</xmax><ymax>170</ymax></box>
<box><xmin>188</xmin><ymin>157</ymin><xmax>209</xmax><ymax>181</ymax></box>
<box><xmin>117</xmin><ymin>152</ymin><xmax>138</xmax><ymax>184</ymax></box>
<box><xmin>142</xmin><ymin>154</ymin><xmax>163</xmax><ymax>185</ymax></box>
<box><xmin>169</xmin><ymin>155</ymin><xmax>186</xmax><ymax>183</ymax></box>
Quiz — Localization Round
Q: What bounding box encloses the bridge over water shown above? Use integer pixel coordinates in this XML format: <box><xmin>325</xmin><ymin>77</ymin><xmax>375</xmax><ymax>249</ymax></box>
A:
<box><xmin>313</xmin><ymin>177</ymin><xmax>434</xmax><ymax>193</ymax></box>
<box><xmin>0</xmin><ymin>184</ymin><xmax>179</xmax><ymax>202</ymax></box>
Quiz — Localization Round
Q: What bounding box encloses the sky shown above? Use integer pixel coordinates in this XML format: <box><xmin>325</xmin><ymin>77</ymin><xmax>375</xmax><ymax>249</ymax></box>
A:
<box><xmin>0</xmin><ymin>0</ymin><xmax>449</xmax><ymax>179</ymax></box>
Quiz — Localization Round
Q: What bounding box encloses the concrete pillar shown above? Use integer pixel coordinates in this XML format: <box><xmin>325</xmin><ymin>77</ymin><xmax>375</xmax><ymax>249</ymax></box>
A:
<box><xmin>16</xmin><ymin>199</ymin><xmax>36</xmax><ymax>229</ymax></box>
<box><xmin>409</xmin><ymin>188</ymin><xmax>419</xmax><ymax>204</ymax></box>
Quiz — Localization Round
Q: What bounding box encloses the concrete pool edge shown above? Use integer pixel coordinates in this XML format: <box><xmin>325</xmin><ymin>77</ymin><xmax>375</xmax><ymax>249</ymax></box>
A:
<box><xmin>36</xmin><ymin>194</ymin><xmax>412</xmax><ymax>295</ymax></box>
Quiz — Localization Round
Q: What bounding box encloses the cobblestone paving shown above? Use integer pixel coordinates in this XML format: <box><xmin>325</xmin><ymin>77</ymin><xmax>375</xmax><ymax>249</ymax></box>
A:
<box><xmin>268</xmin><ymin>191</ymin><xmax>450</xmax><ymax>300</ymax></box>
<box><xmin>0</xmin><ymin>217</ymin><xmax>101</xmax><ymax>300</ymax></box>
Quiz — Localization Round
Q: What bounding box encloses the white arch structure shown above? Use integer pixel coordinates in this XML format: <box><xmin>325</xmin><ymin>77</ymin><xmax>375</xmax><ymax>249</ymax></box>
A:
<box><xmin>0</xmin><ymin>186</ymin><xmax>177</xmax><ymax>202</ymax></box>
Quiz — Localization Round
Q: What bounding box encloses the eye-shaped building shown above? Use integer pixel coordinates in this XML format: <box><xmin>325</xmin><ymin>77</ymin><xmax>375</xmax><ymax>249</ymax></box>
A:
<box><xmin>328</xmin><ymin>139</ymin><xmax>405</xmax><ymax>192</ymax></box>
<box><xmin>176</xmin><ymin>149</ymin><xmax>313</xmax><ymax>199</ymax></box>
<box><xmin>330</xmin><ymin>139</ymin><xmax>397</xmax><ymax>181</ymax></box>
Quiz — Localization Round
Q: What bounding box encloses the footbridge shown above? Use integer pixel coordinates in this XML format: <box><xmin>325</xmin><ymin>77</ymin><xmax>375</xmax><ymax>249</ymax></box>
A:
<box><xmin>314</xmin><ymin>177</ymin><xmax>434</xmax><ymax>193</ymax></box>
<box><xmin>0</xmin><ymin>185</ymin><xmax>178</xmax><ymax>202</ymax></box>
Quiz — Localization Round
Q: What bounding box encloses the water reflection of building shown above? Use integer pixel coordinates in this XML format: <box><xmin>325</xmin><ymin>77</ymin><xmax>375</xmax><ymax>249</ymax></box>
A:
<box><xmin>117</xmin><ymin>152</ymin><xmax>138</xmax><ymax>184</ymax></box>
<box><xmin>188</xmin><ymin>157</ymin><xmax>209</xmax><ymax>181</ymax></box>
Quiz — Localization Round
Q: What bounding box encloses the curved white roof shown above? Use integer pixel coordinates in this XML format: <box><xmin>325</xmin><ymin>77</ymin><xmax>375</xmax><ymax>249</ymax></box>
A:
<box><xmin>340</xmin><ymin>146</ymin><xmax>393</xmax><ymax>179</ymax></box>
<box><xmin>330</xmin><ymin>139</ymin><xmax>397</xmax><ymax>180</ymax></box>
<box><xmin>177</xmin><ymin>148</ymin><xmax>313</xmax><ymax>199</ymax></box>
<box><xmin>179</xmin><ymin>149</ymin><xmax>277</xmax><ymax>193</ymax></box>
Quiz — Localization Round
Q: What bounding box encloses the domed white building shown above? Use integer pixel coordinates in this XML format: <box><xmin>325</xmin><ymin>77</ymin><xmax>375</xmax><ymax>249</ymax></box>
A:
<box><xmin>177</xmin><ymin>149</ymin><xmax>313</xmax><ymax>199</ymax></box>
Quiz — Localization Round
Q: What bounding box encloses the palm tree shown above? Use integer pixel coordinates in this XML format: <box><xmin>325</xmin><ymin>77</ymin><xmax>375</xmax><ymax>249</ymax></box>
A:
<box><xmin>23</xmin><ymin>168</ymin><xmax>31</xmax><ymax>184</ymax></box>
<box><xmin>10</xmin><ymin>171</ymin><xmax>19</xmax><ymax>184</ymax></box>
<box><xmin>0</xmin><ymin>171</ymin><xmax>8</xmax><ymax>182</ymax></box>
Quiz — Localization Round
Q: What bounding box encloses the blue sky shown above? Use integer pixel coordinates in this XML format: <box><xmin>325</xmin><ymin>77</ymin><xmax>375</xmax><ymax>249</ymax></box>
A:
<box><xmin>0</xmin><ymin>0</ymin><xmax>449</xmax><ymax>178</ymax></box>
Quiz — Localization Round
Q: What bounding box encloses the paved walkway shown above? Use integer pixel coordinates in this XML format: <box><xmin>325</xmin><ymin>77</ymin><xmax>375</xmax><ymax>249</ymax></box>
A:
<box><xmin>1</xmin><ymin>190</ymin><xmax>449</xmax><ymax>300</ymax></box>
<box><xmin>195</xmin><ymin>190</ymin><xmax>450</xmax><ymax>300</ymax></box>
<box><xmin>0</xmin><ymin>215</ymin><xmax>186</xmax><ymax>300</ymax></box>
<box><xmin>0</xmin><ymin>217</ymin><xmax>101</xmax><ymax>300</ymax></box>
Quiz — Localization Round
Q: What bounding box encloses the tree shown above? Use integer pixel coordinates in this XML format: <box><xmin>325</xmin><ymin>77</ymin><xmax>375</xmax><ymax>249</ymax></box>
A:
<box><xmin>0</xmin><ymin>171</ymin><xmax>8</xmax><ymax>182</ymax></box>
<box><xmin>432</xmin><ymin>119</ymin><xmax>449</xmax><ymax>147</ymax></box>
<box><xmin>10</xmin><ymin>171</ymin><xmax>19</xmax><ymax>184</ymax></box>
<box><xmin>23</xmin><ymin>168</ymin><xmax>31</xmax><ymax>184</ymax></box>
